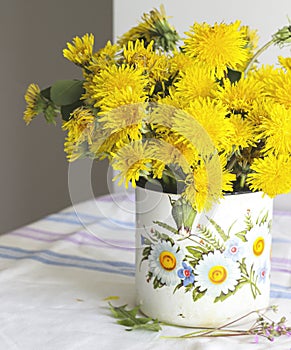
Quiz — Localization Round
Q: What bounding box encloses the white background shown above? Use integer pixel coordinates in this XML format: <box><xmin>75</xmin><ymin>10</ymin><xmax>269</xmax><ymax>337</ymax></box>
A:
<box><xmin>113</xmin><ymin>0</ymin><xmax>291</xmax><ymax>210</ymax></box>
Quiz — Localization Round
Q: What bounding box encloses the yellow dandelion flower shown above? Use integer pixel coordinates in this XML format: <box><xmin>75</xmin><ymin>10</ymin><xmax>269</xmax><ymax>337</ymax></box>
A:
<box><xmin>123</xmin><ymin>39</ymin><xmax>155</xmax><ymax>69</ymax></box>
<box><xmin>183</xmin><ymin>21</ymin><xmax>249</xmax><ymax>79</ymax></box>
<box><xmin>23</xmin><ymin>83</ymin><xmax>42</xmax><ymax>124</ymax></box>
<box><xmin>184</xmin><ymin>165</ymin><xmax>210</xmax><ymax>212</ymax></box>
<box><xmin>111</xmin><ymin>141</ymin><xmax>152</xmax><ymax>188</ymax></box>
<box><xmin>90</xmin><ymin>129</ymin><xmax>132</xmax><ymax>161</ymax></box>
<box><xmin>151</xmin><ymin>160</ymin><xmax>165</xmax><ymax>179</ymax></box>
<box><xmin>169</xmin><ymin>51</ymin><xmax>195</xmax><ymax>77</ymax></box>
<box><xmin>63</xmin><ymin>142</ymin><xmax>88</xmax><ymax>162</ymax></box>
<box><xmin>240</xmin><ymin>26</ymin><xmax>259</xmax><ymax>51</ymax></box>
<box><xmin>88</xmin><ymin>41</ymin><xmax>119</xmax><ymax>73</ymax></box>
<box><xmin>247</xmin><ymin>98</ymin><xmax>269</xmax><ymax>126</ymax></box>
<box><xmin>221</xmin><ymin>169</ymin><xmax>236</xmax><ymax>193</ymax></box>
<box><xmin>155</xmin><ymin>90</ymin><xmax>184</xmax><ymax>110</ymax></box>
<box><xmin>147</xmin><ymin>137</ymin><xmax>196</xmax><ymax>174</ymax></box>
<box><xmin>235</xmin><ymin>25</ymin><xmax>259</xmax><ymax>71</ymax></box>
<box><xmin>175</xmin><ymin>98</ymin><xmax>233</xmax><ymax>153</ymax></box>
<box><xmin>216</xmin><ymin>75</ymin><xmax>265</xmax><ymax>114</ymax></box>
<box><xmin>147</xmin><ymin>103</ymin><xmax>175</xmax><ymax>132</ymax></box>
<box><xmin>259</xmin><ymin>103</ymin><xmax>291</xmax><ymax>155</ymax></box>
<box><xmin>148</xmin><ymin>54</ymin><xmax>170</xmax><ymax>84</ymax></box>
<box><xmin>229</xmin><ymin>113</ymin><xmax>257</xmax><ymax>149</ymax></box>
<box><xmin>62</xmin><ymin>107</ymin><xmax>95</xmax><ymax>160</ymax></box>
<box><xmin>174</xmin><ymin>63</ymin><xmax>218</xmax><ymax>108</ymax></box>
<box><xmin>250</xmin><ymin>64</ymin><xmax>279</xmax><ymax>82</ymax></box>
<box><xmin>184</xmin><ymin>155</ymin><xmax>223</xmax><ymax>211</ymax></box>
<box><xmin>247</xmin><ymin>154</ymin><xmax>291</xmax><ymax>197</ymax></box>
<box><xmin>98</xmin><ymin>103</ymin><xmax>145</xmax><ymax>140</ymax></box>
<box><xmin>123</xmin><ymin>40</ymin><xmax>171</xmax><ymax>94</ymax></box>
<box><xmin>267</xmin><ymin>69</ymin><xmax>291</xmax><ymax>109</ymax></box>
<box><xmin>249</xmin><ymin>65</ymin><xmax>282</xmax><ymax>99</ymax></box>
<box><xmin>63</xmin><ymin>33</ymin><xmax>94</xmax><ymax>67</ymax></box>
<box><xmin>62</xmin><ymin>107</ymin><xmax>95</xmax><ymax>143</ymax></box>
<box><xmin>278</xmin><ymin>56</ymin><xmax>291</xmax><ymax>71</ymax></box>
<box><xmin>89</xmin><ymin>64</ymin><xmax>148</xmax><ymax>113</ymax></box>
<box><xmin>166</xmin><ymin>133</ymin><xmax>200</xmax><ymax>168</ymax></box>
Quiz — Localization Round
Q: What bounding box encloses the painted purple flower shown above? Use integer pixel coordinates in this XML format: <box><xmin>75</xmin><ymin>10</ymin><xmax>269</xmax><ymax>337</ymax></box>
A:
<box><xmin>178</xmin><ymin>262</ymin><xmax>195</xmax><ymax>286</ymax></box>
<box><xmin>257</xmin><ymin>262</ymin><xmax>270</xmax><ymax>283</ymax></box>
<box><xmin>224</xmin><ymin>238</ymin><xmax>245</xmax><ymax>261</ymax></box>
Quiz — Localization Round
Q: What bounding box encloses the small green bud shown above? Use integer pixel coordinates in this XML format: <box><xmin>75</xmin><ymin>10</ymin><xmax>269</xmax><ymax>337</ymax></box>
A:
<box><xmin>272</xmin><ymin>25</ymin><xmax>291</xmax><ymax>47</ymax></box>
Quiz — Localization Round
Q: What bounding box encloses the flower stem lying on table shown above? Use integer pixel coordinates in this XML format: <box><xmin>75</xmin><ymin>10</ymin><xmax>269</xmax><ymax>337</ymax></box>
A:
<box><xmin>108</xmin><ymin>303</ymin><xmax>291</xmax><ymax>343</ymax></box>
<box><xmin>108</xmin><ymin>303</ymin><xmax>162</xmax><ymax>332</ymax></box>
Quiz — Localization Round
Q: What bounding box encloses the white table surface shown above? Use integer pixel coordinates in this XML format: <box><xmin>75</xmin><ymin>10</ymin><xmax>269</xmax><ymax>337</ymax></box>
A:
<box><xmin>1</xmin><ymin>192</ymin><xmax>291</xmax><ymax>350</ymax></box>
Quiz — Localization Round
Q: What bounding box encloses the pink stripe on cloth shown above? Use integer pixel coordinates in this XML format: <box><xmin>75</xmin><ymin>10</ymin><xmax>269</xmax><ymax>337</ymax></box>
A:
<box><xmin>9</xmin><ymin>228</ymin><xmax>135</xmax><ymax>251</ymax></box>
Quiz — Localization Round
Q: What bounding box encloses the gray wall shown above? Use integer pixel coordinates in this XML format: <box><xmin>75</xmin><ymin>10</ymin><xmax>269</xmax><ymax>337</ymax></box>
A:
<box><xmin>0</xmin><ymin>0</ymin><xmax>112</xmax><ymax>234</ymax></box>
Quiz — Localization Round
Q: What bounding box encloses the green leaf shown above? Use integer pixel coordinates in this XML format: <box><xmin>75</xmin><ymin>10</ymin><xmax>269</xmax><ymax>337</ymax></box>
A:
<box><xmin>186</xmin><ymin>246</ymin><xmax>205</xmax><ymax>259</ymax></box>
<box><xmin>129</xmin><ymin>321</ymin><xmax>161</xmax><ymax>332</ymax></box>
<box><xmin>40</xmin><ymin>87</ymin><xmax>51</xmax><ymax>100</ymax></box>
<box><xmin>153</xmin><ymin>220</ymin><xmax>178</xmax><ymax>234</ymax></box>
<box><xmin>227</xmin><ymin>219</ymin><xmax>237</xmax><ymax>236</ymax></box>
<box><xmin>226</xmin><ymin>68</ymin><xmax>242</xmax><ymax>83</ymax></box>
<box><xmin>192</xmin><ymin>286</ymin><xmax>206</xmax><ymax>302</ymax></box>
<box><xmin>60</xmin><ymin>99</ymin><xmax>83</xmax><ymax>121</ymax></box>
<box><xmin>142</xmin><ymin>246</ymin><xmax>152</xmax><ymax>257</ymax></box>
<box><xmin>171</xmin><ymin>197</ymin><xmax>197</xmax><ymax>231</ymax></box>
<box><xmin>141</xmin><ymin>235</ymin><xmax>152</xmax><ymax>246</ymax></box>
<box><xmin>257</xmin><ymin>211</ymin><xmax>269</xmax><ymax>226</ymax></box>
<box><xmin>50</xmin><ymin>79</ymin><xmax>84</xmax><ymax>106</ymax></box>
<box><xmin>117</xmin><ymin>319</ymin><xmax>135</xmax><ymax>327</ymax></box>
<box><xmin>197</xmin><ymin>224</ymin><xmax>224</xmax><ymax>250</ymax></box>
<box><xmin>173</xmin><ymin>281</ymin><xmax>183</xmax><ymax>294</ymax></box>
<box><xmin>235</xmin><ymin>230</ymin><xmax>247</xmax><ymax>242</ymax></box>
<box><xmin>108</xmin><ymin>303</ymin><xmax>162</xmax><ymax>332</ymax></box>
<box><xmin>239</xmin><ymin>257</ymin><xmax>248</xmax><ymax>275</ymax></box>
<box><xmin>244</xmin><ymin>212</ymin><xmax>253</xmax><ymax>231</ymax></box>
<box><xmin>207</xmin><ymin>216</ymin><xmax>228</xmax><ymax>242</ymax></box>
<box><xmin>153</xmin><ymin>276</ymin><xmax>165</xmax><ymax>289</ymax></box>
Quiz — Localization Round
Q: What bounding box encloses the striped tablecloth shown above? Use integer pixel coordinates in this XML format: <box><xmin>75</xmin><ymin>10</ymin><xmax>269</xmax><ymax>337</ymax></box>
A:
<box><xmin>0</xmin><ymin>193</ymin><xmax>291</xmax><ymax>350</ymax></box>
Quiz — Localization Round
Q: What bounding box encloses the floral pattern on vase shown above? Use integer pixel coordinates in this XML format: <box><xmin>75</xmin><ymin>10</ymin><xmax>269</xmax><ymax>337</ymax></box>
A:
<box><xmin>140</xmin><ymin>196</ymin><xmax>272</xmax><ymax>303</ymax></box>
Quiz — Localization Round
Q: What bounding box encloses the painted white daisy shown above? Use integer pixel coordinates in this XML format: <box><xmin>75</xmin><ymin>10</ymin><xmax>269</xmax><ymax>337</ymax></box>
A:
<box><xmin>148</xmin><ymin>240</ymin><xmax>183</xmax><ymax>286</ymax></box>
<box><xmin>246</xmin><ymin>225</ymin><xmax>272</xmax><ymax>265</ymax></box>
<box><xmin>195</xmin><ymin>250</ymin><xmax>241</xmax><ymax>298</ymax></box>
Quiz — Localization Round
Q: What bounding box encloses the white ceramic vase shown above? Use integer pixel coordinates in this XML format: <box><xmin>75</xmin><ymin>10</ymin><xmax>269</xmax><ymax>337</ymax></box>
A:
<box><xmin>135</xmin><ymin>186</ymin><xmax>273</xmax><ymax>327</ymax></box>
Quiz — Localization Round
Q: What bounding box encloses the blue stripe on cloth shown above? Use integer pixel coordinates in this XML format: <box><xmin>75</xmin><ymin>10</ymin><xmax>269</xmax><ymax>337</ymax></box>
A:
<box><xmin>272</xmin><ymin>237</ymin><xmax>291</xmax><ymax>244</ymax></box>
<box><xmin>271</xmin><ymin>283</ymin><xmax>291</xmax><ymax>291</ymax></box>
<box><xmin>270</xmin><ymin>284</ymin><xmax>291</xmax><ymax>299</ymax></box>
<box><xmin>0</xmin><ymin>245</ymin><xmax>135</xmax><ymax>277</ymax></box>
<box><xmin>270</xmin><ymin>290</ymin><xmax>291</xmax><ymax>299</ymax></box>
<box><xmin>44</xmin><ymin>212</ymin><xmax>135</xmax><ymax>229</ymax></box>
<box><xmin>61</xmin><ymin>211</ymin><xmax>135</xmax><ymax>227</ymax></box>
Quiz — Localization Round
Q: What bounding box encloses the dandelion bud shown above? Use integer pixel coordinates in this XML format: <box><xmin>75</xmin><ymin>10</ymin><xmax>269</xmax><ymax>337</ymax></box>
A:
<box><xmin>272</xmin><ymin>25</ymin><xmax>291</xmax><ymax>47</ymax></box>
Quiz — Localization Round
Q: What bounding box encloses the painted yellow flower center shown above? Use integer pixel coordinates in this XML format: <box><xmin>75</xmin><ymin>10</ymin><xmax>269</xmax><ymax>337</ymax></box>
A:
<box><xmin>208</xmin><ymin>265</ymin><xmax>227</xmax><ymax>284</ymax></box>
<box><xmin>253</xmin><ymin>237</ymin><xmax>265</xmax><ymax>256</ymax></box>
<box><xmin>159</xmin><ymin>251</ymin><xmax>176</xmax><ymax>271</ymax></box>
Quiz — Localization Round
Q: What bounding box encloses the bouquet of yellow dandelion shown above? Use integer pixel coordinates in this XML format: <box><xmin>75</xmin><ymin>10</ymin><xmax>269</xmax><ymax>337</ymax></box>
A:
<box><xmin>23</xmin><ymin>6</ymin><xmax>291</xmax><ymax>211</ymax></box>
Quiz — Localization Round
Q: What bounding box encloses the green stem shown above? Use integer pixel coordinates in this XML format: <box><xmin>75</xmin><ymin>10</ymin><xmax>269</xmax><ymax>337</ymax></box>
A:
<box><xmin>241</xmin><ymin>274</ymin><xmax>261</xmax><ymax>299</ymax></box>
<box><xmin>239</xmin><ymin>173</ymin><xmax>247</xmax><ymax>189</ymax></box>
<box><xmin>244</xmin><ymin>39</ymin><xmax>275</xmax><ymax>75</ymax></box>
<box><xmin>182</xmin><ymin>331</ymin><xmax>253</xmax><ymax>338</ymax></box>
<box><xmin>173</xmin><ymin>309</ymin><xmax>260</xmax><ymax>339</ymax></box>
<box><xmin>185</xmin><ymin>234</ymin><xmax>221</xmax><ymax>251</ymax></box>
